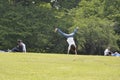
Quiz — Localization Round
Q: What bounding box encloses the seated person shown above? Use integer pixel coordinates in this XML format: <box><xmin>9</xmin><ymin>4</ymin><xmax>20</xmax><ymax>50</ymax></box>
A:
<box><xmin>12</xmin><ymin>40</ymin><xmax>26</xmax><ymax>52</ymax></box>
<box><xmin>104</xmin><ymin>47</ymin><xmax>112</xmax><ymax>56</ymax></box>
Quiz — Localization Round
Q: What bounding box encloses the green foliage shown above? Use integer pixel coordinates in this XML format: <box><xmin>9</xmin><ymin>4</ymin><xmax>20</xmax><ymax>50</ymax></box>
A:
<box><xmin>103</xmin><ymin>0</ymin><xmax>120</xmax><ymax>50</ymax></box>
<box><xmin>0</xmin><ymin>0</ymin><xmax>120</xmax><ymax>55</ymax></box>
<box><xmin>78</xmin><ymin>17</ymin><xmax>118</xmax><ymax>54</ymax></box>
<box><xmin>66</xmin><ymin>0</ymin><xmax>119</xmax><ymax>54</ymax></box>
<box><xmin>58</xmin><ymin>0</ymin><xmax>81</xmax><ymax>9</ymax></box>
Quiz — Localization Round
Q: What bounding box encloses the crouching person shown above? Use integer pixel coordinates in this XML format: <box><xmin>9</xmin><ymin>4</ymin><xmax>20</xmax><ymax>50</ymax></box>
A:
<box><xmin>12</xmin><ymin>39</ymin><xmax>26</xmax><ymax>53</ymax></box>
<box><xmin>104</xmin><ymin>47</ymin><xmax>112</xmax><ymax>56</ymax></box>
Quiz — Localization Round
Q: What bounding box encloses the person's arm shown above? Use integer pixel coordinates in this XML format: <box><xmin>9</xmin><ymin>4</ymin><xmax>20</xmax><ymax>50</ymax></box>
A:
<box><xmin>67</xmin><ymin>45</ymin><xmax>71</xmax><ymax>54</ymax></box>
<box><xmin>18</xmin><ymin>45</ymin><xmax>24</xmax><ymax>52</ymax></box>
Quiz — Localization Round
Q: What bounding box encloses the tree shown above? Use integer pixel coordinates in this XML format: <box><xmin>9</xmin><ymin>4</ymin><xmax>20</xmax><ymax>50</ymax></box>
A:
<box><xmin>0</xmin><ymin>0</ymin><xmax>119</xmax><ymax>54</ymax></box>
<box><xmin>66</xmin><ymin>0</ymin><xmax>119</xmax><ymax>54</ymax></box>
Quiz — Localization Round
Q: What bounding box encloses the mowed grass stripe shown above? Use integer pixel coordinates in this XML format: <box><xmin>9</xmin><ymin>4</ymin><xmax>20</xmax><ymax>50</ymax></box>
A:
<box><xmin>0</xmin><ymin>53</ymin><xmax>120</xmax><ymax>80</ymax></box>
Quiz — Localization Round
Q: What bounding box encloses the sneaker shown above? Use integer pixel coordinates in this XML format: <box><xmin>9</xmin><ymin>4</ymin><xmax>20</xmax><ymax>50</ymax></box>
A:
<box><xmin>55</xmin><ymin>28</ymin><xmax>58</xmax><ymax>32</ymax></box>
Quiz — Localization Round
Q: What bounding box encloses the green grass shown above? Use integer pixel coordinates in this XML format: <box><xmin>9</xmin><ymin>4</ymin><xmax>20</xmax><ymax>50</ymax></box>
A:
<box><xmin>0</xmin><ymin>53</ymin><xmax>120</xmax><ymax>80</ymax></box>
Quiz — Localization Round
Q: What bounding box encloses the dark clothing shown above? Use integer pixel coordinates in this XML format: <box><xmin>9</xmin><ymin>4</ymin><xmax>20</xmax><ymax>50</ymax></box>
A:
<box><xmin>12</xmin><ymin>43</ymin><xmax>26</xmax><ymax>52</ymax></box>
<box><xmin>12</xmin><ymin>46</ymin><xmax>23</xmax><ymax>52</ymax></box>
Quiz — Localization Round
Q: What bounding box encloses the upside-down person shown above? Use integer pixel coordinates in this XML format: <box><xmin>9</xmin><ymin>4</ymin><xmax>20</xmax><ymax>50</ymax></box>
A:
<box><xmin>55</xmin><ymin>27</ymin><xmax>78</xmax><ymax>55</ymax></box>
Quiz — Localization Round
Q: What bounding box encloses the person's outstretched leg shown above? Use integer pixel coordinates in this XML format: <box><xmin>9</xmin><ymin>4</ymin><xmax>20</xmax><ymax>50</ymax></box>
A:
<box><xmin>55</xmin><ymin>27</ymin><xmax>78</xmax><ymax>37</ymax></box>
<box><xmin>75</xmin><ymin>49</ymin><xmax>77</xmax><ymax>55</ymax></box>
<box><xmin>69</xmin><ymin>27</ymin><xmax>79</xmax><ymax>36</ymax></box>
<box><xmin>55</xmin><ymin>28</ymin><xmax>70</xmax><ymax>38</ymax></box>
<box><xmin>11</xmin><ymin>47</ymin><xmax>19</xmax><ymax>52</ymax></box>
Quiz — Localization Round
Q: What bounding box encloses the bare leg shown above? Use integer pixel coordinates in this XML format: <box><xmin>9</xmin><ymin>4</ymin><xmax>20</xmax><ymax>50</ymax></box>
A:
<box><xmin>75</xmin><ymin>49</ymin><xmax>77</xmax><ymax>55</ymax></box>
<box><xmin>67</xmin><ymin>49</ymin><xmax>70</xmax><ymax>54</ymax></box>
<box><xmin>67</xmin><ymin>45</ymin><xmax>71</xmax><ymax>54</ymax></box>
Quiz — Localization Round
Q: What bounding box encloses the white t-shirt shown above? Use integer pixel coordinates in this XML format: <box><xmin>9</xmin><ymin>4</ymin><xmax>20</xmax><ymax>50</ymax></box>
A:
<box><xmin>21</xmin><ymin>43</ymin><xmax>26</xmax><ymax>52</ymax></box>
<box><xmin>104</xmin><ymin>49</ymin><xmax>110</xmax><ymax>56</ymax></box>
<box><xmin>67</xmin><ymin>37</ymin><xmax>76</xmax><ymax>50</ymax></box>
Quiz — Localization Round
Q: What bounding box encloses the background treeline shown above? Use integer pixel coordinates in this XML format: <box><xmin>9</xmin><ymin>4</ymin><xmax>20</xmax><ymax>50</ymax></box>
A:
<box><xmin>0</xmin><ymin>0</ymin><xmax>120</xmax><ymax>55</ymax></box>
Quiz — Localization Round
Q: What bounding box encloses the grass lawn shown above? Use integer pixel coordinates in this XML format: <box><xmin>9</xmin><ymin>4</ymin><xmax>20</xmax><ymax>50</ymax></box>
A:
<box><xmin>0</xmin><ymin>52</ymin><xmax>120</xmax><ymax>80</ymax></box>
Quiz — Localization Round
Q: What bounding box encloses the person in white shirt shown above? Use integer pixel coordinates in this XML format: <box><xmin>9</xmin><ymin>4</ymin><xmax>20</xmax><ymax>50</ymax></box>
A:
<box><xmin>104</xmin><ymin>47</ymin><xmax>111</xmax><ymax>56</ymax></box>
<box><xmin>12</xmin><ymin>40</ymin><xmax>26</xmax><ymax>53</ymax></box>
<box><xmin>55</xmin><ymin>27</ymin><xmax>78</xmax><ymax>54</ymax></box>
